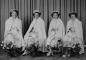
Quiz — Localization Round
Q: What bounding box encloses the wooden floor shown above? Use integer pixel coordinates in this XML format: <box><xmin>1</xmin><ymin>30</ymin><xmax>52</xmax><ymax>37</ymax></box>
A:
<box><xmin>0</xmin><ymin>53</ymin><xmax>86</xmax><ymax>60</ymax></box>
<box><xmin>0</xmin><ymin>47</ymin><xmax>86</xmax><ymax>60</ymax></box>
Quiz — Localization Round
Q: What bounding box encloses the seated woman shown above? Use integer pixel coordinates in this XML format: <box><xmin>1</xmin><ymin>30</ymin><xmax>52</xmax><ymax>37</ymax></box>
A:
<box><xmin>3</xmin><ymin>9</ymin><xmax>24</xmax><ymax>56</ymax></box>
<box><xmin>23</xmin><ymin>10</ymin><xmax>46</xmax><ymax>55</ymax></box>
<box><xmin>62</xmin><ymin>12</ymin><xmax>84</xmax><ymax>57</ymax></box>
<box><xmin>46</xmin><ymin>11</ymin><xmax>65</xmax><ymax>56</ymax></box>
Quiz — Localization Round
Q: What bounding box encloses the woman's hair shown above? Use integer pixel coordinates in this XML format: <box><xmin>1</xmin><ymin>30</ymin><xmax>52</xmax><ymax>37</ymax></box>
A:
<box><xmin>69</xmin><ymin>12</ymin><xmax>78</xmax><ymax>18</ymax></box>
<box><xmin>9</xmin><ymin>9</ymin><xmax>19</xmax><ymax>17</ymax></box>
<box><xmin>51</xmin><ymin>12</ymin><xmax>60</xmax><ymax>17</ymax></box>
<box><xmin>33</xmin><ymin>12</ymin><xmax>41</xmax><ymax>17</ymax></box>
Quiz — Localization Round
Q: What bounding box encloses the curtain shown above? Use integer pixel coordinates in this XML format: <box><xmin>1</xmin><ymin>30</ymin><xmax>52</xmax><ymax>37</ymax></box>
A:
<box><xmin>0</xmin><ymin>0</ymin><xmax>86</xmax><ymax>44</ymax></box>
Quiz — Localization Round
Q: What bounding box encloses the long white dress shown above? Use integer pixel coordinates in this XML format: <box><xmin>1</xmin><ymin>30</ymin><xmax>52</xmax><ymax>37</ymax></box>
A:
<box><xmin>4</xmin><ymin>17</ymin><xmax>24</xmax><ymax>48</ymax></box>
<box><xmin>63</xmin><ymin>18</ymin><xmax>84</xmax><ymax>54</ymax></box>
<box><xmin>46</xmin><ymin>18</ymin><xmax>65</xmax><ymax>47</ymax></box>
<box><xmin>24</xmin><ymin>17</ymin><xmax>46</xmax><ymax>49</ymax></box>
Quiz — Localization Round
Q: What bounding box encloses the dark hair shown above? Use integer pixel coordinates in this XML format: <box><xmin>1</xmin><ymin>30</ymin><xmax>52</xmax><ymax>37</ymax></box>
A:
<box><xmin>69</xmin><ymin>12</ymin><xmax>78</xmax><ymax>18</ymax></box>
<box><xmin>10</xmin><ymin>10</ymin><xmax>19</xmax><ymax>17</ymax></box>
<box><xmin>51</xmin><ymin>12</ymin><xmax>60</xmax><ymax>17</ymax></box>
<box><xmin>33</xmin><ymin>12</ymin><xmax>41</xmax><ymax>17</ymax></box>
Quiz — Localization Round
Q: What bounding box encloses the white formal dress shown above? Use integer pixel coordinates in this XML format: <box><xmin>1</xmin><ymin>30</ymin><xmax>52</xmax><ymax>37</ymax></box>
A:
<box><xmin>63</xmin><ymin>18</ymin><xmax>84</xmax><ymax>54</ymax></box>
<box><xmin>4</xmin><ymin>17</ymin><xmax>24</xmax><ymax>48</ymax></box>
<box><xmin>24</xmin><ymin>17</ymin><xmax>46</xmax><ymax>49</ymax></box>
<box><xmin>46</xmin><ymin>18</ymin><xmax>65</xmax><ymax>47</ymax></box>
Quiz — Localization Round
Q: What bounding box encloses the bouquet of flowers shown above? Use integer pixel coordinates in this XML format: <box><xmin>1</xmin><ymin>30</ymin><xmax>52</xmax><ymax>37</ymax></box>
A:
<box><xmin>1</xmin><ymin>40</ymin><xmax>24</xmax><ymax>57</ymax></box>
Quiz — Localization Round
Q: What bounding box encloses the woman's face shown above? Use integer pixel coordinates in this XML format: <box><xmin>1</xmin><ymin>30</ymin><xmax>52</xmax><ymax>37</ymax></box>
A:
<box><xmin>71</xmin><ymin>14</ymin><xmax>76</xmax><ymax>20</ymax></box>
<box><xmin>12</xmin><ymin>11</ymin><xmax>17</xmax><ymax>18</ymax></box>
<box><xmin>53</xmin><ymin>13</ymin><xmax>58</xmax><ymax>19</ymax></box>
<box><xmin>34</xmin><ymin>13</ymin><xmax>39</xmax><ymax>19</ymax></box>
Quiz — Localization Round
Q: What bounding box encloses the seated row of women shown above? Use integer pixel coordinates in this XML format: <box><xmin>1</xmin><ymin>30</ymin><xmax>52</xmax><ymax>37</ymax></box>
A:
<box><xmin>2</xmin><ymin>9</ymin><xmax>84</xmax><ymax>57</ymax></box>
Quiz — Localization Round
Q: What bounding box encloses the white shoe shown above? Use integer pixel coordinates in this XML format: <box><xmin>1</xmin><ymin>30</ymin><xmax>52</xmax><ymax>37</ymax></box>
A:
<box><xmin>47</xmin><ymin>52</ymin><xmax>53</xmax><ymax>56</ymax></box>
<box><xmin>79</xmin><ymin>51</ymin><xmax>84</xmax><ymax>55</ymax></box>
<box><xmin>62</xmin><ymin>55</ymin><xmax>66</xmax><ymax>57</ymax></box>
<box><xmin>67</xmin><ymin>54</ymin><xmax>70</xmax><ymax>57</ymax></box>
<box><xmin>22</xmin><ymin>50</ymin><xmax>28</xmax><ymax>55</ymax></box>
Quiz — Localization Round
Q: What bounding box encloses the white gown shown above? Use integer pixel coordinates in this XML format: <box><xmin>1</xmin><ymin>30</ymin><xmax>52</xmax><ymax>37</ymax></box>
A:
<box><xmin>24</xmin><ymin>17</ymin><xmax>46</xmax><ymax>48</ymax></box>
<box><xmin>46</xmin><ymin>18</ymin><xmax>65</xmax><ymax>47</ymax></box>
<box><xmin>4</xmin><ymin>17</ymin><xmax>24</xmax><ymax>48</ymax></box>
<box><xmin>63</xmin><ymin>18</ymin><xmax>84</xmax><ymax>54</ymax></box>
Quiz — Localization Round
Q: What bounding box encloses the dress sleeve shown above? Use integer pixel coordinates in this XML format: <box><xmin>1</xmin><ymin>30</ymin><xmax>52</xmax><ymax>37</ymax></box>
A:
<box><xmin>17</xmin><ymin>20</ymin><xmax>22</xmax><ymax>35</ymax></box>
<box><xmin>4</xmin><ymin>20</ymin><xmax>11</xmax><ymax>38</ymax></box>
<box><xmin>24</xmin><ymin>20</ymin><xmax>35</xmax><ymax>39</ymax></box>
<box><xmin>48</xmin><ymin>20</ymin><xmax>54</xmax><ymax>36</ymax></box>
<box><xmin>66</xmin><ymin>20</ymin><xmax>71</xmax><ymax>33</ymax></box>
<box><xmin>41</xmin><ymin>20</ymin><xmax>47</xmax><ymax>40</ymax></box>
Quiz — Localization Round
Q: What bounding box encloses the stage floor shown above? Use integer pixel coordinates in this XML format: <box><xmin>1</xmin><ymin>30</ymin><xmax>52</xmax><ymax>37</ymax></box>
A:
<box><xmin>0</xmin><ymin>47</ymin><xmax>86</xmax><ymax>60</ymax></box>
<box><xmin>0</xmin><ymin>53</ymin><xmax>86</xmax><ymax>60</ymax></box>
